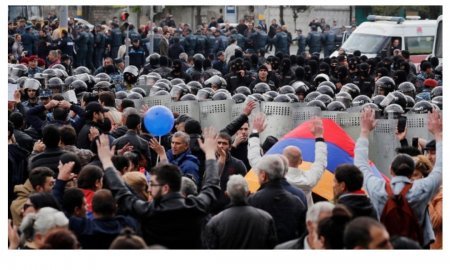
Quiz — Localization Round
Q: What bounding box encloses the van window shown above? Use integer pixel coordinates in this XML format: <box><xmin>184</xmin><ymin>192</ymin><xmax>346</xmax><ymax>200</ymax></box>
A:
<box><xmin>341</xmin><ymin>33</ymin><xmax>389</xmax><ymax>54</ymax></box>
<box><xmin>405</xmin><ymin>36</ymin><xmax>434</xmax><ymax>55</ymax></box>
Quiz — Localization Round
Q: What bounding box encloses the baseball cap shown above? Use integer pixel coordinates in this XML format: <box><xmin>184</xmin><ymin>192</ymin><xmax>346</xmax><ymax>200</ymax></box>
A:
<box><xmin>85</xmin><ymin>101</ymin><xmax>109</xmax><ymax>113</ymax></box>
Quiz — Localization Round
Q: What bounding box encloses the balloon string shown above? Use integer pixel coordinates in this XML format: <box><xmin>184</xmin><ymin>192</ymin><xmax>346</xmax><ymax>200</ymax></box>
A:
<box><xmin>156</xmin><ymin>136</ymin><xmax>161</xmax><ymax>164</ymax></box>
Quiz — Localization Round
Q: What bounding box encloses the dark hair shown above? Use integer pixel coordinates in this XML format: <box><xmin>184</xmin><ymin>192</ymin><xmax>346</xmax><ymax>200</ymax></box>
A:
<box><xmin>125</xmin><ymin>113</ymin><xmax>141</xmax><ymax>130</ymax></box>
<box><xmin>184</xmin><ymin>119</ymin><xmax>202</xmax><ymax>135</ymax></box>
<box><xmin>120</xmin><ymin>99</ymin><xmax>135</xmax><ymax>111</ymax></box>
<box><xmin>344</xmin><ymin>217</ymin><xmax>384</xmax><ymax>249</ymax></box>
<box><xmin>109</xmin><ymin>228</ymin><xmax>147</xmax><ymax>249</ymax></box>
<box><xmin>9</xmin><ymin>112</ymin><xmax>25</xmax><ymax>129</ymax></box>
<box><xmin>77</xmin><ymin>165</ymin><xmax>103</xmax><ymax>190</ymax></box>
<box><xmin>150</xmin><ymin>163</ymin><xmax>182</xmax><ymax>192</ymax></box>
<box><xmin>391</xmin><ymin>154</ymin><xmax>415</xmax><ymax>178</ymax></box>
<box><xmin>335</xmin><ymin>164</ymin><xmax>363</xmax><ymax>192</ymax></box>
<box><xmin>59</xmin><ymin>125</ymin><xmax>77</xmax><ymax>145</ymax></box>
<box><xmin>124</xmin><ymin>150</ymin><xmax>140</xmax><ymax>169</ymax></box>
<box><xmin>112</xmin><ymin>155</ymin><xmax>130</xmax><ymax>172</ymax></box>
<box><xmin>99</xmin><ymin>91</ymin><xmax>116</xmax><ymax>107</ymax></box>
<box><xmin>41</xmin><ymin>228</ymin><xmax>80</xmax><ymax>249</ymax></box>
<box><xmin>395</xmin><ymin>146</ymin><xmax>421</xmax><ymax>157</ymax></box>
<box><xmin>59</xmin><ymin>152</ymin><xmax>82</xmax><ymax>174</ymax></box>
<box><xmin>62</xmin><ymin>188</ymin><xmax>85</xmax><ymax>216</ymax></box>
<box><xmin>52</xmin><ymin>107</ymin><xmax>68</xmax><ymax>122</ymax></box>
<box><xmin>29</xmin><ymin>192</ymin><xmax>60</xmax><ymax>211</ymax></box>
<box><xmin>218</xmin><ymin>132</ymin><xmax>232</xmax><ymax>145</ymax></box>
<box><xmin>92</xmin><ymin>189</ymin><xmax>117</xmax><ymax>217</ymax></box>
<box><xmin>318</xmin><ymin>205</ymin><xmax>352</xmax><ymax>249</ymax></box>
<box><xmin>42</xmin><ymin>124</ymin><xmax>61</xmax><ymax>148</ymax></box>
<box><xmin>29</xmin><ymin>167</ymin><xmax>55</xmax><ymax>189</ymax></box>
<box><xmin>390</xmin><ymin>236</ymin><xmax>422</xmax><ymax>249</ymax></box>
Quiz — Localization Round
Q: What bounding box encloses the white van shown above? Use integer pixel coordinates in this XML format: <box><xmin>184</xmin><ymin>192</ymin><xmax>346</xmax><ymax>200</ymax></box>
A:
<box><xmin>331</xmin><ymin>15</ymin><xmax>436</xmax><ymax>66</ymax></box>
<box><xmin>432</xmin><ymin>15</ymin><xmax>442</xmax><ymax>64</ymax></box>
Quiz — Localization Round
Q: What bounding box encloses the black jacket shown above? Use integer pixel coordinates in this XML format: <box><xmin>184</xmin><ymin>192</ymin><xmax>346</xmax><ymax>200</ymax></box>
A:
<box><xmin>112</xmin><ymin>130</ymin><xmax>152</xmax><ymax>170</ymax></box>
<box><xmin>28</xmin><ymin>147</ymin><xmax>67</xmax><ymax>175</ymax></box>
<box><xmin>221</xmin><ymin>113</ymin><xmax>251</xmax><ymax>170</ymax></box>
<box><xmin>275</xmin><ymin>232</ymin><xmax>308</xmax><ymax>249</ymax></box>
<box><xmin>203</xmin><ymin>201</ymin><xmax>277</xmax><ymax>249</ymax></box>
<box><xmin>337</xmin><ymin>192</ymin><xmax>378</xmax><ymax>220</ymax></box>
<box><xmin>103</xmin><ymin>159</ymin><xmax>221</xmax><ymax>249</ymax></box>
<box><xmin>249</xmin><ymin>179</ymin><xmax>307</xmax><ymax>244</ymax></box>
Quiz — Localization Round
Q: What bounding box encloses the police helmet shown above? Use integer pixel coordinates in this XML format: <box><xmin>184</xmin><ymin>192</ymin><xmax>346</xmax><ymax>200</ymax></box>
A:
<box><xmin>69</xmin><ymin>80</ymin><xmax>88</xmax><ymax>94</ymax></box>
<box><xmin>262</xmin><ymin>94</ymin><xmax>274</xmax><ymax>102</ymax></box>
<box><xmin>131</xmin><ymin>87</ymin><xmax>146</xmax><ymax>97</ymax></box>
<box><xmin>170</xmin><ymin>78</ymin><xmax>185</xmax><ymax>86</ymax></box>
<box><xmin>318</xmin><ymin>81</ymin><xmax>337</xmax><ymax>93</ymax></box>
<box><xmin>265</xmin><ymin>91</ymin><xmax>279</xmax><ymax>99</ymax></box>
<box><xmin>235</xmin><ymin>86</ymin><xmax>252</xmax><ymax>96</ymax></box>
<box><xmin>23</xmin><ymin>78</ymin><xmax>41</xmax><ymax>91</ymax></box>
<box><xmin>307</xmin><ymin>100</ymin><xmax>327</xmax><ymax>111</ymax></box>
<box><xmin>430</xmin><ymin>86</ymin><xmax>442</xmax><ymax>99</ymax></box>
<box><xmin>248</xmin><ymin>93</ymin><xmax>266</xmax><ymax>102</ymax></box>
<box><xmin>150</xmin><ymin>82</ymin><xmax>171</xmax><ymax>95</ymax></box>
<box><xmin>170</xmin><ymin>85</ymin><xmax>190</xmax><ymax>101</ymax></box>
<box><xmin>232</xmin><ymin>93</ymin><xmax>247</xmax><ymax>104</ymax></box>
<box><xmin>327</xmin><ymin>101</ymin><xmax>347</xmax><ymax>111</ymax></box>
<box><xmin>64</xmin><ymin>76</ymin><xmax>77</xmax><ymax>88</ymax></box>
<box><xmin>405</xmin><ymin>95</ymin><xmax>415</xmax><ymax>110</ymax></box>
<box><xmin>315</xmin><ymin>94</ymin><xmax>333</xmax><ymax>106</ymax></box>
<box><xmin>193</xmin><ymin>53</ymin><xmax>205</xmax><ymax>63</ymax></box>
<box><xmin>212</xmin><ymin>92</ymin><xmax>231</xmax><ymax>101</ymax></box>
<box><xmin>11</xmin><ymin>64</ymin><xmax>28</xmax><ymax>78</ymax></box>
<box><xmin>156</xmin><ymin>78</ymin><xmax>172</xmax><ymax>88</ymax></box>
<box><xmin>73</xmin><ymin>66</ymin><xmax>91</xmax><ymax>75</ymax></box>
<box><xmin>292</xmin><ymin>81</ymin><xmax>310</xmax><ymax>95</ymax></box>
<box><xmin>197</xmin><ymin>89</ymin><xmax>213</xmax><ymax>101</ymax></box>
<box><xmin>187</xmin><ymin>81</ymin><xmax>203</xmax><ymax>95</ymax></box>
<box><xmin>397</xmin><ymin>81</ymin><xmax>416</xmax><ymax>98</ymax></box>
<box><xmin>372</xmin><ymin>95</ymin><xmax>386</xmax><ymax>108</ymax></box>
<box><xmin>204</xmin><ymin>75</ymin><xmax>223</xmax><ymax>88</ymax></box>
<box><xmin>127</xmin><ymin>92</ymin><xmax>143</xmax><ymax>100</ymax></box>
<box><xmin>124</xmin><ymin>65</ymin><xmax>139</xmax><ymax>77</ymax></box>
<box><xmin>17</xmin><ymin>77</ymin><xmax>28</xmax><ymax>88</ymax></box>
<box><xmin>384</xmin><ymin>103</ymin><xmax>404</xmax><ymax>115</ymax></box>
<box><xmin>352</xmin><ymin>95</ymin><xmax>372</xmax><ymax>107</ymax></box>
<box><xmin>375</xmin><ymin>76</ymin><xmax>396</xmax><ymax>95</ymax></box>
<box><xmin>148</xmin><ymin>72</ymin><xmax>162</xmax><ymax>82</ymax></box>
<box><xmin>340</xmin><ymin>83</ymin><xmax>360</xmax><ymax>99</ymax></box>
<box><xmin>335</xmin><ymin>92</ymin><xmax>352</xmax><ymax>108</ymax></box>
<box><xmin>316</xmin><ymin>85</ymin><xmax>335</xmax><ymax>98</ymax></box>
<box><xmin>304</xmin><ymin>91</ymin><xmax>321</xmax><ymax>103</ymax></box>
<box><xmin>146</xmin><ymin>53</ymin><xmax>160</xmax><ymax>64</ymax></box>
<box><xmin>286</xmin><ymin>93</ymin><xmax>300</xmax><ymax>103</ymax></box>
<box><xmin>412</xmin><ymin>100</ymin><xmax>434</xmax><ymax>114</ymax></box>
<box><xmin>180</xmin><ymin>94</ymin><xmax>198</xmax><ymax>101</ymax></box>
<box><xmin>51</xmin><ymin>64</ymin><xmax>66</xmax><ymax>71</ymax></box>
<box><xmin>42</xmin><ymin>68</ymin><xmax>58</xmax><ymax>79</ymax></box>
<box><xmin>94</xmin><ymin>73</ymin><xmax>112</xmax><ymax>83</ymax></box>
<box><xmin>278</xmin><ymin>85</ymin><xmax>295</xmax><ymax>94</ymax></box>
<box><xmin>115</xmin><ymin>91</ymin><xmax>128</xmax><ymax>99</ymax></box>
<box><xmin>391</xmin><ymin>91</ymin><xmax>407</xmax><ymax>110</ymax></box>
<box><xmin>361</xmin><ymin>103</ymin><xmax>382</xmax><ymax>112</ymax></box>
<box><xmin>8</xmin><ymin>78</ymin><xmax>16</xmax><ymax>84</ymax></box>
<box><xmin>431</xmin><ymin>96</ymin><xmax>443</xmax><ymax>110</ymax></box>
<box><xmin>48</xmin><ymin>77</ymin><xmax>64</xmax><ymax>93</ymax></box>
<box><xmin>273</xmin><ymin>94</ymin><xmax>292</xmax><ymax>103</ymax></box>
<box><xmin>313</xmin><ymin>73</ymin><xmax>330</xmax><ymax>86</ymax></box>
<box><xmin>154</xmin><ymin>90</ymin><xmax>170</xmax><ymax>96</ymax></box>
<box><xmin>216</xmin><ymin>89</ymin><xmax>231</xmax><ymax>95</ymax></box>
<box><xmin>253</xmin><ymin>82</ymin><xmax>271</xmax><ymax>94</ymax></box>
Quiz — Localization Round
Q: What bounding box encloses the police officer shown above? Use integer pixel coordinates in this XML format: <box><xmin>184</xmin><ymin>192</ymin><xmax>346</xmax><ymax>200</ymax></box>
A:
<box><xmin>271</xmin><ymin>26</ymin><xmax>289</xmax><ymax>56</ymax></box>
<box><xmin>224</xmin><ymin>58</ymin><xmax>253</xmax><ymax>94</ymax></box>
<box><xmin>73</xmin><ymin>25</ymin><xmax>88</xmax><ymax>67</ymax></box>
<box><xmin>183</xmin><ymin>28</ymin><xmax>196</xmax><ymax>56</ymax></box>
<box><xmin>295</xmin><ymin>29</ymin><xmax>306</xmax><ymax>56</ymax></box>
<box><xmin>194</xmin><ymin>29</ymin><xmax>207</xmax><ymax>55</ymax></box>
<box><xmin>249</xmin><ymin>26</ymin><xmax>268</xmax><ymax>52</ymax></box>
<box><xmin>109</xmin><ymin>22</ymin><xmax>123</xmax><ymax>59</ymax></box>
<box><xmin>352</xmin><ymin>62</ymin><xmax>374</xmax><ymax>97</ymax></box>
<box><xmin>85</xmin><ymin>25</ymin><xmax>95</xmax><ymax>72</ymax></box>
<box><xmin>249</xmin><ymin>64</ymin><xmax>277</xmax><ymax>91</ymax></box>
<box><xmin>93</xmin><ymin>24</ymin><xmax>107</xmax><ymax>69</ymax></box>
<box><xmin>57</xmin><ymin>29</ymin><xmax>75</xmax><ymax>60</ymax></box>
<box><xmin>230</xmin><ymin>29</ymin><xmax>247</xmax><ymax>51</ymax></box>
<box><xmin>306</xmin><ymin>25</ymin><xmax>322</xmax><ymax>54</ymax></box>
<box><xmin>128</xmin><ymin>38</ymin><xmax>146</xmax><ymax>70</ymax></box>
<box><xmin>321</xmin><ymin>25</ymin><xmax>336</xmax><ymax>57</ymax></box>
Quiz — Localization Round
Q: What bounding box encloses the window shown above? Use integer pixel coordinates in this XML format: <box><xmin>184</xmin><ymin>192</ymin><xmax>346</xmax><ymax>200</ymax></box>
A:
<box><xmin>405</xmin><ymin>36</ymin><xmax>434</xmax><ymax>55</ymax></box>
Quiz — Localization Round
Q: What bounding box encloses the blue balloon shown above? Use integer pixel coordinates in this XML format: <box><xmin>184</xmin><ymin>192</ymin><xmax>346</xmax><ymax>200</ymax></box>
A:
<box><xmin>144</xmin><ymin>105</ymin><xmax>174</xmax><ymax>136</ymax></box>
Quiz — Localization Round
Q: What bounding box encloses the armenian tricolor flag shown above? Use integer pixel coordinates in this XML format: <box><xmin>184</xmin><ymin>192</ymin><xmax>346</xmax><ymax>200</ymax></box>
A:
<box><xmin>245</xmin><ymin>118</ymin><xmax>387</xmax><ymax>200</ymax></box>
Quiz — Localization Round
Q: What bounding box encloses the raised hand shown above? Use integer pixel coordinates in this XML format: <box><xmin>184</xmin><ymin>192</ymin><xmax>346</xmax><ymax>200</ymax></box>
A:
<box><xmin>198</xmin><ymin>127</ymin><xmax>218</xmax><ymax>159</ymax></box>
<box><xmin>243</xmin><ymin>100</ymin><xmax>257</xmax><ymax>116</ymax></box>
<box><xmin>118</xmin><ymin>142</ymin><xmax>134</xmax><ymax>155</ymax></box>
<box><xmin>57</xmin><ymin>161</ymin><xmax>76</xmax><ymax>181</ymax></box>
<box><xmin>96</xmin><ymin>134</ymin><xmax>115</xmax><ymax>169</ymax></box>
<box><xmin>427</xmin><ymin>109</ymin><xmax>442</xmax><ymax>141</ymax></box>
<box><xmin>252</xmin><ymin>113</ymin><xmax>267</xmax><ymax>133</ymax></box>
<box><xmin>360</xmin><ymin>107</ymin><xmax>377</xmax><ymax>138</ymax></box>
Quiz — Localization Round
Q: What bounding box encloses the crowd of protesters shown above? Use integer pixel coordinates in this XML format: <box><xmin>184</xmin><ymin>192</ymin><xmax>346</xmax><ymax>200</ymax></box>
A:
<box><xmin>7</xmin><ymin>12</ymin><xmax>443</xmax><ymax>250</ymax></box>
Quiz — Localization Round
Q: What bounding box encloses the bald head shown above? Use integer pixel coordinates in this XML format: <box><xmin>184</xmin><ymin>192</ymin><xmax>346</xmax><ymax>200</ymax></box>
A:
<box><xmin>283</xmin><ymin>146</ymin><xmax>302</xmax><ymax>167</ymax></box>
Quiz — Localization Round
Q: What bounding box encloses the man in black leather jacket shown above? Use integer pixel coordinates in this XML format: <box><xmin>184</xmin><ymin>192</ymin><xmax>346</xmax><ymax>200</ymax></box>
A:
<box><xmin>96</xmin><ymin>127</ymin><xmax>221</xmax><ymax>249</ymax></box>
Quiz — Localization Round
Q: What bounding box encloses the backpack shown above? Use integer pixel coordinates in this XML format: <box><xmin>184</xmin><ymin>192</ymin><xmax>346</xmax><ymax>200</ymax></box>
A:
<box><xmin>380</xmin><ymin>182</ymin><xmax>423</xmax><ymax>245</ymax></box>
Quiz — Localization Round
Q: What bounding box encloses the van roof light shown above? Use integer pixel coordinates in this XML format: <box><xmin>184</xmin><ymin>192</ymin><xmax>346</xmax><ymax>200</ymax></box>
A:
<box><xmin>406</xmin><ymin>16</ymin><xmax>421</xmax><ymax>20</ymax></box>
<box><xmin>367</xmin><ymin>15</ymin><xmax>405</xmax><ymax>24</ymax></box>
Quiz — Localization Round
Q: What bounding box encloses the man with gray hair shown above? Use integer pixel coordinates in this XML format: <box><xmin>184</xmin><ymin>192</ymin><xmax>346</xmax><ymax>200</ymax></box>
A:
<box><xmin>203</xmin><ymin>175</ymin><xmax>277</xmax><ymax>249</ymax></box>
<box><xmin>249</xmin><ymin>154</ymin><xmax>307</xmax><ymax>244</ymax></box>
<box><xmin>275</xmin><ymin>201</ymin><xmax>335</xmax><ymax>249</ymax></box>
<box><xmin>283</xmin><ymin>117</ymin><xmax>327</xmax><ymax>207</ymax></box>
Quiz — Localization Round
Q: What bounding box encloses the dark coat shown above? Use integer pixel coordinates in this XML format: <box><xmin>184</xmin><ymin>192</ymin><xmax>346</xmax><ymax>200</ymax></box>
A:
<box><xmin>249</xmin><ymin>179</ymin><xmax>307</xmax><ymax>244</ymax></box>
<box><xmin>103</xmin><ymin>159</ymin><xmax>221</xmax><ymax>249</ymax></box>
<box><xmin>337</xmin><ymin>191</ymin><xmax>378</xmax><ymax>220</ymax></box>
<box><xmin>203</xmin><ymin>201</ymin><xmax>277</xmax><ymax>249</ymax></box>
